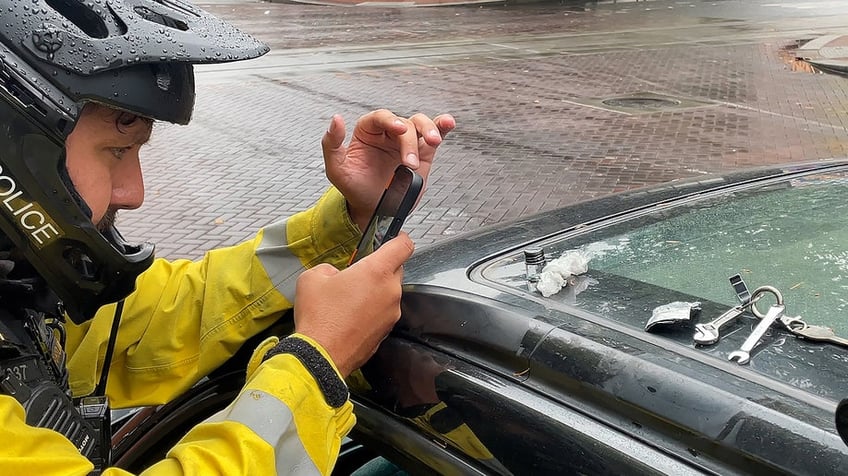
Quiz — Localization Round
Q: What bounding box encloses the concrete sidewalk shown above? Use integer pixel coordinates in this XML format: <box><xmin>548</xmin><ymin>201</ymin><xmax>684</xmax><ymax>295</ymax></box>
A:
<box><xmin>798</xmin><ymin>35</ymin><xmax>848</xmax><ymax>77</ymax></box>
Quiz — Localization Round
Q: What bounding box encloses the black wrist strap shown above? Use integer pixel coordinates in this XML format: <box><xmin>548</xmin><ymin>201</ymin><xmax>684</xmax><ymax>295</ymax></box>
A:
<box><xmin>263</xmin><ymin>336</ymin><xmax>348</xmax><ymax>408</ymax></box>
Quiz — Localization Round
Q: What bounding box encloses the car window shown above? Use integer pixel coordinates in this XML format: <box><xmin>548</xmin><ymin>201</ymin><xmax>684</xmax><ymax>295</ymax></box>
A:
<box><xmin>476</xmin><ymin>170</ymin><xmax>848</xmax><ymax>400</ymax></box>
<box><xmin>588</xmin><ymin>173</ymin><xmax>848</xmax><ymax>334</ymax></box>
<box><xmin>481</xmin><ymin>171</ymin><xmax>848</xmax><ymax>334</ymax></box>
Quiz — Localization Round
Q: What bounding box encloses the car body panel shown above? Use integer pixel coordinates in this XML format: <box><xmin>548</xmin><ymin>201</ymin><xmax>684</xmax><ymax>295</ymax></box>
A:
<box><xmin>351</xmin><ymin>160</ymin><xmax>848</xmax><ymax>475</ymax></box>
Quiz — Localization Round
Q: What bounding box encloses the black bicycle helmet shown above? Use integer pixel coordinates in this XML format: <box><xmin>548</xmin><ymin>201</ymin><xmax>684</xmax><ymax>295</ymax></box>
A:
<box><xmin>0</xmin><ymin>0</ymin><xmax>269</xmax><ymax>323</ymax></box>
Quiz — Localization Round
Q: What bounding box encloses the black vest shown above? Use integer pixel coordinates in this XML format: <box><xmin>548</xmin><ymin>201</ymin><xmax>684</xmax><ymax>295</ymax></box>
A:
<box><xmin>0</xmin><ymin>306</ymin><xmax>110</xmax><ymax>473</ymax></box>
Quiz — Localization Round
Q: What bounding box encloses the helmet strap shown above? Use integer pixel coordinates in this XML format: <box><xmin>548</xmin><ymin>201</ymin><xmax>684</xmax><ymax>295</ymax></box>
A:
<box><xmin>58</xmin><ymin>152</ymin><xmax>93</xmax><ymax>219</ymax></box>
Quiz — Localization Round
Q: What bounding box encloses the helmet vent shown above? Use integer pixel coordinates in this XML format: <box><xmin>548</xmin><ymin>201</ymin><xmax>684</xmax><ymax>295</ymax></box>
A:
<box><xmin>155</xmin><ymin>66</ymin><xmax>172</xmax><ymax>91</ymax></box>
<box><xmin>151</xmin><ymin>0</ymin><xmax>200</xmax><ymax>20</ymax></box>
<box><xmin>133</xmin><ymin>6</ymin><xmax>189</xmax><ymax>32</ymax></box>
<box><xmin>44</xmin><ymin>0</ymin><xmax>108</xmax><ymax>39</ymax></box>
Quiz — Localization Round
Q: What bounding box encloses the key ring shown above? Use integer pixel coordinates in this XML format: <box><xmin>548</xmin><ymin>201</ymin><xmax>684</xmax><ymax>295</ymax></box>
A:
<box><xmin>749</xmin><ymin>285</ymin><xmax>784</xmax><ymax>318</ymax></box>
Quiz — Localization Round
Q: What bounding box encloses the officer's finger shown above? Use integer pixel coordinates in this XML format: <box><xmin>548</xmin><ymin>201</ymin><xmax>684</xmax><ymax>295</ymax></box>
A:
<box><xmin>321</xmin><ymin>114</ymin><xmax>347</xmax><ymax>165</ymax></box>
<box><xmin>409</xmin><ymin>113</ymin><xmax>443</xmax><ymax>148</ymax></box>
<box><xmin>358</xmin><ymin>232</ymin><xmax>414</xmax><ymax>274</ymax></box>
<box><xmin>354</xmin><ymin>109</ymin><xmax>409</xmax><ymax>138</ymax></box>
<box><xmin>434</xmin><ymin>114</ymin><xmax>456</xmax><ymax>139</ymax></box>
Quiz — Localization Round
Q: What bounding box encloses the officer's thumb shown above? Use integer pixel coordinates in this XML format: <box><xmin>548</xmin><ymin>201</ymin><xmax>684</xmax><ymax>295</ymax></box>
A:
<box><xmin>362</xmin><ymin>232</ymin><xmax>414</xmax><ymax>272</ymax></box>
<box><xmin>307</xmin><ymin>262</ymin><xmax>341</xmax><ymax>278</ymax></box>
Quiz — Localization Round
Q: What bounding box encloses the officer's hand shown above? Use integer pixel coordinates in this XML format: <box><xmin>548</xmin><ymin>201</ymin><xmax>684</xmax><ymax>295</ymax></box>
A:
<box><xmin>293</xmin><ymin>233</ymin><xmax>414</xmax><ymax>377</ymax></box>
<box><xmin>321</xmin><ymin>110</ymin><xmax>455</xmax><ymax>231</ymax></box>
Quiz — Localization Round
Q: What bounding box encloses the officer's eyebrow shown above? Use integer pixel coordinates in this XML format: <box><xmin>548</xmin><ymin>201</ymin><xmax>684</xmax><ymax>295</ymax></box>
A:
<box><xmin>131</xmin><ymin>123</ymin><xmax>154</xmax><ymax>145</ymax></box>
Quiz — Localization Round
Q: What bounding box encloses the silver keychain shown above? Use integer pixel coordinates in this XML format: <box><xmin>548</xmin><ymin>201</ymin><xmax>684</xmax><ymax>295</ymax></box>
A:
<box><xmin>693</xmin><ymin>276</ymin><xmax>783</xmax><ymax>347</ymax></box>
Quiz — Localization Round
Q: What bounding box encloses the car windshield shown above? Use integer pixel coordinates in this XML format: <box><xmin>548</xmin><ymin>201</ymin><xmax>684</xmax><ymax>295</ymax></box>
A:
<box><xmin>589</xmin><ymin>173</ymin><xmax>848</xmax><ymax>334</ymax></box>
<box><xmin>481</xmin><ymin>170</ymin><xmax>848</xmax><ymax>335</ymax></box>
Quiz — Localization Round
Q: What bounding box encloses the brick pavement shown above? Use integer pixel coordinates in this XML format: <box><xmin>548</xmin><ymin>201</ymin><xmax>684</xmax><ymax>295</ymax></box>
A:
<box><xmin>117</xmin><ymin>1</ymin><xmax>848</xmax><ymax>261</ymax></box>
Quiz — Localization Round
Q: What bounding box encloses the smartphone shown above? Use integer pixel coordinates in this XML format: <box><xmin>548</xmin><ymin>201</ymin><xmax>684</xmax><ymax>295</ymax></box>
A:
<box><xmin>348</xmin><ymin>165</ymin><xmax>424</xmax><ymax>265</ymax></box>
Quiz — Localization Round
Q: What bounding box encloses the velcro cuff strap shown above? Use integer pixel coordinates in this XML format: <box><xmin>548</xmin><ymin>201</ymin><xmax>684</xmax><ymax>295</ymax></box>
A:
<box><xmin>247</xmin><ymin>336</ymin><xmax>280</xmax><ymax>379</ymax></box>
<box><xmin>263</xmin><ymin>336</ymin><xmax>348</xmax><ymax>408</ymax></box>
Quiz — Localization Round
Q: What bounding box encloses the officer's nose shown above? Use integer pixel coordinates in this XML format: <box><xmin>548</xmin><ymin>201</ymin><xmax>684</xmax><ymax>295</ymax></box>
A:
<box><xmin>111</xmin><ymin>153</ymin><xmax>145</xmax><ymax>210</ymax></box>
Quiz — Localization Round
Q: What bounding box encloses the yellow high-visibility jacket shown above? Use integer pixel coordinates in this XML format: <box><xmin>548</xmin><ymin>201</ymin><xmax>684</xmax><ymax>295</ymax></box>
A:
<box><xmin>0</xmin><ymin>187</ymin><xmax>361</xmax><ymax>475</ymax></box>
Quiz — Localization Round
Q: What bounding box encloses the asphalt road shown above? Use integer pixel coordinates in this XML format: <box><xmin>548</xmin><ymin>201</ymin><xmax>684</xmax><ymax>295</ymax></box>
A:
<box><xmin>118</xmin><ymin>0</ymin><xmax>848</xmax><ymax>260</ymax></box>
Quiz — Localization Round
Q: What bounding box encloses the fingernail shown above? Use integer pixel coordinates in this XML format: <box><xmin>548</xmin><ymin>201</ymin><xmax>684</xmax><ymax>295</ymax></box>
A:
<box><xmin>394</xmin><ymin>119</ymin><xmax>405</xmax><ymax>128</ymax></box>
<box><xmin>405</xmin><ymin>153</ymin><xmax>418</xmax><ymax>166</ymax></box>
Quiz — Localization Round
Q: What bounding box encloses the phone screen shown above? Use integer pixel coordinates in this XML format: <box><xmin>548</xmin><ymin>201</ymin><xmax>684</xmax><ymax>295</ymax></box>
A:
<box><xmin>349</xmin><ymin>166</ymin><xmax>423</xmax><ymax>264</ymax></box>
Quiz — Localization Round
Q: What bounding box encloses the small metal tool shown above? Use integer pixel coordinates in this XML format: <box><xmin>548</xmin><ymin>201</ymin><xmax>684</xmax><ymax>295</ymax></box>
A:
<box><xmin>692</xmin><ymin>275</ymin><xmax>758</xmax><ymax>346</ymax></box>
<box><xmin>728</xmin><ymin>304</ymin><xmax>785</xmax><ymax>365</ymax></box>
<box><xmin>693</xmin><ymin>305</ymin><xmax>747</xmax><ymax>345</ymax></box>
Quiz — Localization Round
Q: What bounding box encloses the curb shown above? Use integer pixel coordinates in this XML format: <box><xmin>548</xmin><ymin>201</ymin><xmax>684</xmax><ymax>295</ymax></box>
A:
<box><xmin>798</xmin><ymin>34</ymin><xmax>848</xmax><ymax>77</ymax></box>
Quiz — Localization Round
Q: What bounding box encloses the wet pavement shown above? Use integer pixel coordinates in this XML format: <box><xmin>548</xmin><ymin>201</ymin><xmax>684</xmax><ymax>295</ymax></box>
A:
<box><xmin>119</xmin><ymin>0</ymin><xmax>848</xmax><ymax>260</ymax></box>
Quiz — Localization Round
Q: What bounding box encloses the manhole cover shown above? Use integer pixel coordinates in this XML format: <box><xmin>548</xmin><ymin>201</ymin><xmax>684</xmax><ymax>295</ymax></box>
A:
<box><xmin>567</xmin><ymin>92</ymin><xmax>717</xmax><ymax>115</ymax></box>
<box><xmin>602</xmin><ymin>97</ymin><xmax>681</xmax><ymax>109</ymax></box>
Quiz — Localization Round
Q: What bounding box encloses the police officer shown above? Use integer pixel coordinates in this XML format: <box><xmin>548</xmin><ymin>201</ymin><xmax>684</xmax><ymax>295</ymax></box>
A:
<box><xmin>0</xmin><ymin>0</ymin><xmax>454</xmax><ymax>473</ymax></box>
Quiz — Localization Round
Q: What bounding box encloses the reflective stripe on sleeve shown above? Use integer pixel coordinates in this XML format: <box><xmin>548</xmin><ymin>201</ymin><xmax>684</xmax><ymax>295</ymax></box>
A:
<box><xmin>256</xmin><ymin>220</ymin><xmax>302</xmax><ymax>301</ymax></box>
<box><xmin>204</xmin><ymin>388</ymin><xmax>321</xmax><ymax>476</ymax></box>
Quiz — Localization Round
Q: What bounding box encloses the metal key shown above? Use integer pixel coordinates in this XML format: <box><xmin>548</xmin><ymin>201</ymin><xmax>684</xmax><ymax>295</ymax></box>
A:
<box><xmin>728</xmin><ymin>304</ymin><xmax>785</xmax><ymax>365</ymax></box>
<box><xmin>792</xmin><ymin>324</ymin><xmax>848</xmax><ymax>348</ymax></box>
<box><xmin>777</xmin><ymin>314</ymin><xmax>807</xmax><ymax>333</ymax></box>
<box><xmin>693</xmin><ymin>304</ymin><xmax>747</xmax><ymax>345</ymax></box>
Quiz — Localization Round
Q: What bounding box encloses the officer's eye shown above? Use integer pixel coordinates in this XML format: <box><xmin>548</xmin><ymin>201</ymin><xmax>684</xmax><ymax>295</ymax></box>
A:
<box><xmin>110</xmin><ymin>146</ymin><xmax>132</xmax><ymax>160</ymax></box>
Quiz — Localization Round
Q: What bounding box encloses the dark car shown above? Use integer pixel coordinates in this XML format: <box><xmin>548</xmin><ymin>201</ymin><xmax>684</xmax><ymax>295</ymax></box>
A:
<box><xmin>113</xmin><ymin>160</ymin><xmax>848</xmax><ymax>475</ymax></box>
<box><xmin>346</xmin><ymin>159</ymin><xmax>848</xmax><ymax>475</ymax></box>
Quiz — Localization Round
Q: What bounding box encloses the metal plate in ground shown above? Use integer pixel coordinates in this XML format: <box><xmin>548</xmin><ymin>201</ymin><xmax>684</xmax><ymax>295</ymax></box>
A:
<box><xmin>567</xmin><ymin>92</ymin><xmax>718</xmax><ymax>115</ymax></box>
